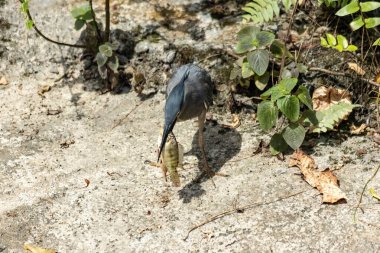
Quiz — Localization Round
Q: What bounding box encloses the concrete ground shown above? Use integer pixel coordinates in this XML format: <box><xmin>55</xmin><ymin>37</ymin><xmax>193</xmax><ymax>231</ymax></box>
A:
<box><xmin>1</xmin><ymin>0</ymin><xmax>380</xmax><ymax>252</ymax></box>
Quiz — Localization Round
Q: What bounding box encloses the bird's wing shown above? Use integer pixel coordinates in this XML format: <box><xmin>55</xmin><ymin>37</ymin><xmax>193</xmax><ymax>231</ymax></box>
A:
<box><xmin>157</xmin><ymin>67</ymin><xmax>190</xmax><ymax>161</ymax></box>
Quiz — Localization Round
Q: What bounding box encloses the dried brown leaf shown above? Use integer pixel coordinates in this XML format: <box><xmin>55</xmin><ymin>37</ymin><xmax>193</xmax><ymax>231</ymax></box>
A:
<box><xmin>375</xmin><ymin>73</ymin><xmax>380</xmax><ymax>84</ymax></box>
<box><xmin>350</xmin><ymin>123</ymin><xmax>367</xmax><ymax>135</ymax></box>
<box><xmin>222</xmin><ymin>114</ymin><xmax>240</xmax><ymax>129</ymax></box>
<box><xmin>23</xmin><ymin>244</ymin><xmax>56</xmax><ymax>253</ymax></box>
<box><xmin>84</xmin><ymin>178</ymin><xmax>90</xmax><ymax>187</ymax></box>
<box><xmin>289</xmin><ymin>150</ymin><xmax>347</xmax><ymax>203</ymax></box>
<box><xmin>312</xmin><ymin>86</ymin><xmax>352</xmax><ymax>111</ymax></box>
<box><xmin>38</xmin><ymin>85</ymin><xmax>51</xmax><ymax>96</ymax></box>
<box><xmin>348</xmin><ymin>62</ymin><xmax>366</xmax><ymax>76</ymax></box>
<box><xmin>0</xmin><ymin>76</ymin><xmax>8</xmax><ymax>85</ymax></box>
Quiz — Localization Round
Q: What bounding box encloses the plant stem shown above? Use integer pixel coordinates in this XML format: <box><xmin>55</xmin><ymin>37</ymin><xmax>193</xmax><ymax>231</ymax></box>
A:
<box><xmin>88</xmin><ymin>0</ymin><xmax>102</xmax><ymax>43</ymax></box>
<box><xmin>105</xmin><ymin>0</ymin><xmax>110</xmax><ymax>42</ymax></box>
<box><xmin>279</xmin><ymin>3</ymin><xmax>298</xmax><ymax>81</ymax></box>
<box><xmin>18</xmin><ymin>0</ymin><xmax>87</xmax><ymax>48</ymax></box>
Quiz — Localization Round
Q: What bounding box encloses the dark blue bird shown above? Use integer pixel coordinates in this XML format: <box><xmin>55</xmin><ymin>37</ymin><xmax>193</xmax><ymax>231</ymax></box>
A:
<box><xmin>158</xmin><ymin>63</ymin><xmax>214</xmax><ymax>176</ymax></box>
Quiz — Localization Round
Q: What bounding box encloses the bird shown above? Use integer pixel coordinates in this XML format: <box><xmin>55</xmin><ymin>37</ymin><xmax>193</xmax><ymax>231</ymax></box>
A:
<box><xmin>157</xmin><ymin>63</ymin><xmax>216</xmax><ymax>178</ymax></box>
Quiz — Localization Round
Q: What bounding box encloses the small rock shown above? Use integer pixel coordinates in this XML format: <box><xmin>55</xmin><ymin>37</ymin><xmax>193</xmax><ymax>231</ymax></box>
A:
<box><xmin>135</xmin><ymin>41</ymin><xmax>149</xmax><ymax>54</ymax></box>
<box><xmin>0</xmin><ymin>76</ymin><xmax>7</xmax><ymax>85</ymax></box>
<box><xmin>47</xmin><ymin>108</ymin><xmax>62</xmax><ymax>115</ymax></box>
<box><xmin>38</xmin><ymin>85</ymin><xmax>51</xmax><ymax>96</ymax></box>
<box><xmin>164</xmin><ymin>50</ymin><xmax>176</xmax><ymax>64</ymax></box>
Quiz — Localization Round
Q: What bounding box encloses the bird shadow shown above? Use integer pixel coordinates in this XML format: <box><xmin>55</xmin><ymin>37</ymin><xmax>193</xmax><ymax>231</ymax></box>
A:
<box><xmin>178</xmin><ymin>121</ymin><xmax>242</xmax><ymax>203</ymax></box>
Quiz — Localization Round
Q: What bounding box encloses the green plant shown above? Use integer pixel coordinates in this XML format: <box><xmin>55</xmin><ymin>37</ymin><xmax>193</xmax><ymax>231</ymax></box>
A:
<box><xmin>230</xmin><ymin>26</ymin><xmax>290</xmax><ymax>90</ymax></box>
<box><xmin>242</xmin><ymin>0</ymin><xmax>299</xmax><ymax>24</ymax></box>
<box><xmin>257</xmin><ymin>78</ymin><xmax>315</xmax><ymax>154</ymax></box>
<box><xmin>19</xmin><ymin>0</ymin><xmax>118</xmax><ymax>88</ymax></box>
<box><xmin>320</xmin><ymin>33</ymin><xmax>358</xmax><ymax>52</ymax></box>
<box><xmin>335</xmin><ymin>0</ymin><xmax>380</xmax><ymax>45</ymax></box>
<box><xmin>96</xmin><ymin>42</ymin><xmax>119</xmax><ymax>79</ymax></box>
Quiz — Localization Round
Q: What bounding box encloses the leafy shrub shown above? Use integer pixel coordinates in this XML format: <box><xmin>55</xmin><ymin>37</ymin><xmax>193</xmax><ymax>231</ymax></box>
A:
<box><xmin>320</xmin><ymin>33</ymin><xmax>358</xmax><ymax>52</ymax></box>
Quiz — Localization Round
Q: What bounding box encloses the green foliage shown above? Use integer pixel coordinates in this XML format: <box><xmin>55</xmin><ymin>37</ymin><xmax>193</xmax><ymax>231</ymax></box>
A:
<box><xmin>20</xmin><ymin>0</ymin><xmax>33</xmax><ymax>30</ymax></box>
<box><xmin>373</xmin><ymin>38</ymin><xmax>380</xmax><ymax>46</ymax></box>
<box><xmin>320</xmin><ymin>33</ymin><xmax>358</xmax><ymax>52</ymax></box>
<box><xmin>335</xmin><ymin>0</ymin><xmax>380</xmax><ymax>31</ymax></box>
<box><xmin>96</xmin><ymin>42</ymin><xmax>119</xmax><ymax>79</ymax></box>
<box><xmin>71</xmin><ymin>4</ymin><xmax>93</xmax><ymax>31</ymax></box>
<box><xmin>310</xmin><ymin>102</ymin><xmax>360</xmax><ymax>133</ymax></box>
<box><xmin>242</xmin><ymin>0</ymin><xmax>298</xmax><ymax>24</ymax></box>
<box><xmin>231</xmin><ymin>26</ymin><xmax>282</xmax><ymax>90</ymax></box>
<box><xmin>257</xmin><ymin>78</ymin><xmax>316</xmax><ymax>154</ymax></box>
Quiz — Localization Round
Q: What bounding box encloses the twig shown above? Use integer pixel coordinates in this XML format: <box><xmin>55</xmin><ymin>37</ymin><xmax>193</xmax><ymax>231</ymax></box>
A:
<box><xmin>309</xmin><ymin>67</ymin><xmax>380</xmax><ymax>87</ymax></box>
<box><xmin>111</xmin><ymin>100</ymin><xmax>145</xmax><ymax>129</ymax></box>
<box><xmin>353</xmin><ymin>164</ymin><xmax>380</xmax><ymax>223</ymax></box>
<box><xmin>88</xmin><ymin>0</ymin><xmax>102</xmax><ymax>43</ymax></box>
<box><xmin>183</xmin><ymin>190</ymin><xmax>307</xmax><ymax>240</ymax></box>
<box><xmin>19</xmin><ymin>0</ymin><xmax>87</xmax><ymax>48</ymax></box>
<box><xmin>105</xmin><ymin>0</ymin><xmax>110</xmax><ymax>42</ymax></box>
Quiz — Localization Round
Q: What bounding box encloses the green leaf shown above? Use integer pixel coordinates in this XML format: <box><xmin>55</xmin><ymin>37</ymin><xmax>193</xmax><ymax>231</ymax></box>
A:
<box><xmin>71</xmin><ymin>5</ymin><xmax>91</xmax><ymax>19</ymax></box>
<box><xmin>277</xmin><ymin>95</ymin><xmax>300</xmax><ymax>122</ymax></box>
<box><xmin>279</xmin><ymin>78</ymin><xmax>298</xmax><ymax>92</ymax></box>
<box><xmin>270</xmin><ymin>133</ymin><xmax>288</xmax><ymax>155</ymax></box>
<box><xmin>96</xmin><ymin>52</ymin><xmax>107</xmax><ymax>67</ymax></box>
<box><xmin>270</xmin><ymin>86</ymin><xmax>288</xmax><ymax>102</ymax></box>
<box><xmin>247</xmin><ymin>49</ymin><xmax>269</xmax><ymax>76</ymax></box>
<box><xmin>270</xmin><ymin>39</ymin><xmax>291</xmax><ymax>59</ymax></box>
<box><xmin>360</xmin><ymin>1</ymin><xmax>380</xmax><ymax>12</ymax></box>
<box><xmin>107</xmin><ymin>56</ymin><xmax>119</xmax><ymax>73</ymax></box>
<box><xmin>74</xmin><ymin>19</ymin><xmax>86</xmax><ymax>30</ymax></box>
<box><xmin>373</xmin><ymin>38</ymin><xmax>380</xmax><ymax>46</ymax></box>
<box><xmin>257</xmin><ymin>101</ymin><xmax>278</xmax><ymax>131</ymax></box>
<box><xmin>25</xmin><ymin>19</ymin><xmax>33</xmax><ymax>30</ymax></box>
<box><xmin>254</xmin><ymin>72</ymin><xmax>270</xmax><ymax>90</ymax></box>
<box><xmin>98</xmin><ymin>64</ymin><xmax>107</xmax><ymax>79</ymax></box>
<box><xmin>242</xmin><ymin>61</ymin><xmax>254</xmax><ymax>79</ymax></box>
<box><xmin>282</xmin><ymin>0</ymin><xmax>292</xmax><ymax>12</ymax></box>
<box><xmin>336</xmin><ymin>0</ymin><xmax>360</xmax><ymax>16</ymax></box>
<box><xmin>295</xmin><ymin>85</ymin><xmax>313</xmax><ymax>110</ymax></box>
<box><xmin>326</xmin><ymin>33</ymin><xmax>337</xmax><ymax>46</ymax></box>
<box><xmin>237</xmin><ymin>26</ymin><xmax>259</xmax><ymax>41</ymax></box>
<box><xmin>364</xmin><ymin>17</ymin><xmax>380</xmax><ymax>29</ymax></box>
<box><xmin>256</xmin><ymin>31</ymin><xmax>275</xmax><ymax>47</ymax></box>
<box><xmin>302</xmin><ymin>110</ymin><xmax>319</xmax><ymax>126</ymax></box>
<box><xmin>235</xmin><ymin>37</ymin><xmax>256</xmax><ymax>54</ymax></box>
<box><xmin>336</xmin><ymin>35</ymin><xmax>348</xmax><ymax>49</ymax></box>
<box><xmin>350</xmin><ymin>16</ymin><xmax>365</xmax><ymax>31</ymax></box>
<box><xmin>312</xmin><ymin>102</ymin><xmax>360</xmax><ymax>133</ymax></box>
<box><xmin>296</xmin><ymin>63</ymin><xmax>308</xmax><ymax>74</ymax></box>
<box><xmin>282</xmin><ymin>123</ymin><xmax>306</xmax><ymax>150</ymax></box>
<box><xmin>369</xmin><ymin>188</ymin><xmax>380</xmax><ymax>201</ymax></box>
<box><xmin>21</xmin><ymin>0</ymin><xmax>29</xmax><ymax>13</ymax></box>
<box><xmin>320</xmin><ymin>37</ymin><xmax>329</xmax><ymax>47</ymax></box>
<box><xmin>345</xmin><ymin>45</ymin><xmax>358</xmax><ymax>51</ymax></box>
<box><xmin>99</xmin><ymin>44</ymin><xmax>113</xmax><ymax>57</ymax></box>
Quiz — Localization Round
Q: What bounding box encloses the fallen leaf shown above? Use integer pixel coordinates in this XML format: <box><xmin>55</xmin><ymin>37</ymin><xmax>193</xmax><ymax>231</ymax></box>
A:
<box><xmin>23</xmin><ymin>244</ymin><xmax>56</xmax><ymax>253</ymax></box>
<box><xmin>289</xmin><ymin>150</ymin><xmax>347</xmax><ymax>203</ymax></box>
<box><xmin>348</xmin><ymin>62</ymin><xmax>366</xmax><ymax>76</ymax></box>
<box><xmin>222</xmin><ymin>114</ymin><xmax>240</xmax><ymax>129</ymax></box>
<box><xmin>0</xmin><ymin>76</ymin><xmax>8</xmax><ymax>85</ymax></box>
<box><xmin>38</xmin><ymin>85</ymin><xmax>51</xmax><ymax>96</ymax></box>
<box><xmin>84</xmin><ymin>179</ymin><xmax>90</xmax><ymax>187</ymax></box>
<box><xmin>312</xmin><ymin>86</ymin><xmax>352</xmax><ymax>111</ymax></box>
<box><xmin>350</xmin><ymin>123</ymin><xmax>367</xmax><ymax>135</ymax></box>
<box><xmin>375</xmin><ymin>73</ymin><xmax>380</xmax><ymax>84</ymax></box>
<box><xmin>369</xmin><ymin>188</ymin><xmax>380</xmax><ymax>201</ymax></box>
